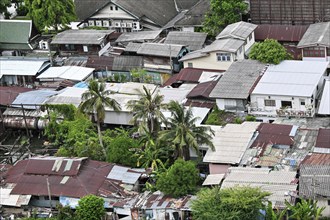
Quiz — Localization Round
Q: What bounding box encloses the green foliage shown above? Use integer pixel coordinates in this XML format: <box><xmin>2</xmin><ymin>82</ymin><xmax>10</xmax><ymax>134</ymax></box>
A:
<box><xmin>203</xmin><ymin>0</ymin><xmax>248</xmax><ymax>38</ymax></box>
<box><xmin>56</xmin><ymin>204</ymin><xmax>75</xmax><ymax>220</ymax></box>
<box><xmin>265</xmin><ymin>201</ymin><xmax>287</xmax><ymax>220</ymax></box>
<box><xmin>83</xmin><ymin>26</ymin><xmax>107</xmax><ymax>30</ymax></box>
<box><xmin>156</xmin><ymin>159</ymin><xmax>199</xmax><ymax>198</ymax></box>
<box><xmin>24</xmin><ymin>0</ymin><xmax>76</xmax><ymax>32</ymax></box>
<box><xmin>130</xmin><ymin>68</ymin><xmax>152</xmax><ymax>83</ymax></box>
<box><xmin>159</xmin><ymin>101</ymin><xmax>214</xmax><ymax>160</ymax></box>
<box><xmin>191</xmin><ymin>186</ymin><xmax>270</xmax><ymax>220</ymax></box>
<box><xmin>104</xmin><ymin>128</ymin><xmax>139</xmax><ymax>167</ymax></box>
<box><xmin>249</xmin><ymin>39</ymin><xmax>292</xmax><ymax>64</ymax></box>
<box><xmin>0</xmin><ymin>0</ymin><xmax>11</xmax><ymax>15</ymax></box>
<box><xmin>234</xmin><ymin>117</ymin><xmax>242</xmax><ymax>124</ymax></box>
<box><xmin>45</xmin><ymin>104</ymin><xmax>77</xmax><ymax>120</ymax></box>
<box><xmin>285</xmin><ymin>199</ymin><xmax>326</xmax><ymax>220</ymax></box>
<box><xmin>205</xmin><ymin>106</ymin><xmax>235</xmax><ymax>126</ymax></box>
<box><xmin>75</xmin><ymin>195</ymin><xmax>105</xmax><ymax>220</ymax></box>
<box><xmin>245</xmin><ymin>115</ymin><xmax>256</xmax><ymax>121</ymax></box>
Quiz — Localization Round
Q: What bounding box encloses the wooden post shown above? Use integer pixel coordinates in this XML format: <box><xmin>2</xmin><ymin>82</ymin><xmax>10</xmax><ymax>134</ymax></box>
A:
<box><xmin>47</xmin><ymin>177</ymin><xmax>52</xmax><ymax>209</ymax></box>
<box><xmin>21</xmin><ymin>104</ymin><xmax>30</xmax><ymax>137</ymax></box>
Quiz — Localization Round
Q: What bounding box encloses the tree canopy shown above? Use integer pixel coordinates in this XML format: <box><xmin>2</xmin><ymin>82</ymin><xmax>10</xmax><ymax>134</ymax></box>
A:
<box><xmin>156</xmin><ymin>159</ymin><xmax>199</xmax><ymax>198</ymax></box>
<box><xmin>203</xmin><ymin>0</ymin><xmax>248</xmax><ymax>38</ymax></box>
<box><xmin>249</xmin><ymin>39</ymin><xmax>292</xmax><ymax>64</ymax></box>
<box><xmin>191</xmin><ymin>186</ymin><xmax>270</xmax><ymax>220</ymax></box>
<box><xmin>0</xmin><ymin>0</ymin><xmax>11</xmax><ymax>17</ymax></box>
<box><xmin>75</xmin><ymin>195</ymin><xmax>105</xmax><ymax>220</ymax></box>
<box><xmin>24</xmin><ymin>0</ymin><xmax>76</xmax><ymax>32</ymax></box>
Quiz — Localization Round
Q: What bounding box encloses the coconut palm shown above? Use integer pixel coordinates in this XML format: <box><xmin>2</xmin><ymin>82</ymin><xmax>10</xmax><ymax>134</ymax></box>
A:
<box><xmin>127</xmin><ymin>86</ymin><xmax>166</xmax><ymax>137</ymax></box>
<box><xmin>79</xmin><ymin>80</ymin><xmax>121</xmax><ymax>156</ymax></box>
<box><xmin>159</xmin><ymin>101</ymin><xmax>214</xmax><ymax>161</ymax></box>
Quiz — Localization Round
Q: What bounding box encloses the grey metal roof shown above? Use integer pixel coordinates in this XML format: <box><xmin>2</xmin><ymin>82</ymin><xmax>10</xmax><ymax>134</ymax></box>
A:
<box><xmin>216</xmin><ymin>21</ymin><xmax>258</xmax><ymax>40</ymax></box>
<box><xmin>203</xmin><ymin>38</ymin><xmax>245</xmax><ymax>53</ymax></box>
<box><xmin>175</xmin><ymin>0</ymin><xmax>210</xmax><ymax>27</ymax></box>
<box><xmin>51</xmin><ymin>29</ymin><xmax>114</xmax><ymax>45</ymax></box>
<box><xmin>297</xmin><ymin>22</ymin><xmax>330</xmax><ymax>48</ymax></box>
<box><xmin>179</xmin><ymin>49</ymin><xmax>208</xmax><ymax>61</ymax></box>
<box><xmin>11</xmin><ymin>90</ymin><xmax>58</xmax><ymax>109</ymax></box>
<box><xmin>106</xmin><ymin>165</ymin><xmax>141</xmax><ymax>185</ymax></box>
<box><xmin>137</xmin><ymin>43</ymin><xmax>184</xmax><ymax>57</ymax></box>
<box><xmin>124</xmin><ymin>42</ymin><xmax>142</xmax><ymax>53</ymax></box>
<box><xmin>112</xmin><ymin>56</ymin><xmax>143</xmax><ymax>71</ymax></box>
<box><xmin>209</xmin><ymin>60</ymin><xmax>266</xmax><ymax>99</ymax></box>
<box><xmin>164</xmin><ymin>31</ymin><xmax>207</xmax><ymax>51</ymax></box>
<box><xmin>116</xmin><ymin>30</ymin><xmax>162</xmax><ymax>43</ymax></box>
<box><xmin>299</xmin><ymin>164</ymin><xmax>330</xmax><ymax>198</ymax></box>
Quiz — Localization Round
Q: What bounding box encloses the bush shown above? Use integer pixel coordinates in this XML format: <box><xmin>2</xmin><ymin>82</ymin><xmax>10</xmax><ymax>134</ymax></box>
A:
<box><xmin>76</xmin><ymin>195</ymin><xmax>105</xmax><ymax>220</ymax></box>
<box><xmin>245</xmin><ymin>115</ymin><xmax>256</xmax><ymax>121</ymax></box>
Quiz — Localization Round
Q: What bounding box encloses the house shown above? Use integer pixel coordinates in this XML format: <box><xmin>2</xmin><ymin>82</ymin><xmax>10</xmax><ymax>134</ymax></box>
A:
<box><xmin>203</xmin><ymin>122</ymin><xmax>260</xmax><ymax>174</ymax></box>
<box><xmin>249</xmin><ymin>0</ymin><xmax>330</xmax><ymax>25</ymax></box>
<box><xmin>51</xmin><ymin>29</ymin><xmax>114</xmax><ymax>56</ymax></box>
<box><xmin>180</xmin><ymin>21</ymin><xmax>257</xmax><ymax>70</ymax></box>
<box><xmin>249</xmin><ymin>60</ymin><xmax>328</xmax><ymax>119</ymax></box>
<box><xmin>164</xmin><ymin>31</ymin><xmax>207</xmax><ymax>51</ymax></box>
<box><xmin>299</xmin><ymin>154</ymin><xmax>330</xmax><ymax>216</ymax></box>
<box><xmin>222</xmin><ymin>167</ymin><xmax>298</xmax><ymax>209</ymax></box>
<box><xmin>75</xmin><ymin>0</ymin><xmax>199</xmax><ymax>32</ymax></box>
<box><xmin>1</xmin><ymin>156</ymin><xmax>145</xmax><ymax>211</ymax></box>
<box><xmin>0</xmin><ymin>20</ymin><xmax>38</xmax><ymax>55</ymax></box>
<box><xmin>136</xmin><ymin>43</ymin><xmax>189</xmax><ymax>74</ymax></box>
<box><xmin>254</xmin><ymin>24</ymin><xmax>309</xmax><ymax>59</ymax></box>
<box><xmin>318</xmin><ymin>77</ymin><xmax>330</xmax><ymax>115</ymax></box>
<box><xmin>0</xmin><ymin>57</ymin><xmax>50</xmax><ymax>86</ymax></box>
<box><xmin>45</xmin><ymin>87</ymin><xmax>87</xmax><ymax>107</ymax></box>
<box><xmin>37</xmin><ymin>66</ymin><xmax>95</xmax><ymax>83</ymax></box>
<box><xmin>116</xmin><ymin>30</ymin><xmax>162</xmax><ymax>45</ymax></box>
<box><xmin>209</xmin><ymin>60</ymin><xmax>266</xmax><ymax>112</ymax></box>
<box><xmin>297</xmin><ymin>22</ymin><xmax>330</xmax><ymax>62</ymax></box>
<box><xmin>0</xmin><ymin>87</ymin><xmax>35</xmax><ymax>108</ymax></box>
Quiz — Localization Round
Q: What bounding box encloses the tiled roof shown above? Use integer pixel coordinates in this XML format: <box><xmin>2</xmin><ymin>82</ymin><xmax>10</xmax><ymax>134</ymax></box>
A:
<box><xmin>0</xmin><ymin>20</ymin><xmax>33</xmax><ymax>50</ymax></box>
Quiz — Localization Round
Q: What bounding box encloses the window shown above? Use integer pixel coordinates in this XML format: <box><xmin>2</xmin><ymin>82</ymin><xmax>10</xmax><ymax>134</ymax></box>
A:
<box><xmin>115</xmin><ymin>6</ymin><xmax>118</xmax><ymax>10</ymax></box>
<box><xmin>239</xmin><ymin>46</ymin><xmax>242</xmax><ymax>54</ymax></box>
<box><xmin>327</xmin><ymin>47</ymin><xmax>330</xmax><ymax>56</ymax></box>
<box><xmin>300</xmin><ymin>99</ymin><xmax>305</xmax><ymax>105</ymax></box>
<box><xmin>264</xmin><ymin>100</ymin><xmax>276</xmax><ymax>107</ymax></box>
<box><xmin>83</xmin><ymin>45</ymin><xmax>88</xmax><ymax>52</ymax></box>
<box><xmin>216</xmin><ymin>53</ymin><xmax>231</xmax><ymax>61</ymax></box>
<box><xmin>249</xmin><ymin>34</ymin><xmax>252</xmax><ymax>41</ymax></box>
<box><xmin>188</xmin><ymin>62</ymin><xmax>193</xmax><ymax>67</ymax></box>
<box><xmin>281</xmin><ymin>101</ymin><xmax>292</xmax><ymax>108</ymax></box>
<box><xmin>110</xmin><ymin>6</ymin><xmax>113</xmax><ymax>10</ymax></box>
<box><xmin>303</xmin><ymin>47</ymin><xmax>325</xmax><ymax>57</ymax></box>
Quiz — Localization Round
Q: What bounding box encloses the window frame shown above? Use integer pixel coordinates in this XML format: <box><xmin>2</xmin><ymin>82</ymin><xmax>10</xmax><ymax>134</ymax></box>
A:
<box><xmin>216</xmin><ymin>53</ymin><xmax>231</xmax><ymax>62</ymax></box>
<box><xmin>264</xmin><ymin>99</ymin><xmax>276</xmax><ymax>107</ymax></box>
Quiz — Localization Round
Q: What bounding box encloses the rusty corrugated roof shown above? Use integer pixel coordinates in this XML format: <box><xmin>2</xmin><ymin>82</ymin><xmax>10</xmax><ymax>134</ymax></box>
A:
<box><xmin>301</xmin><ymin>153</ymin><xmax>330</xmax><ymax>166</ymax></box>
<box><xmin>315</xmin><ymin>128</ymin><xmax>330</xmax><ymax>149</ymax></box>
<box><xmin>186</xmin><ymin>79</ymin><xmax>218</xmax><ymax>99</ymax></box>
<box><xmin>0</xmin><ymin>86</ymin><xmax>35</xmax><ymax>106</ymax></box>
<box><xmin>254</xmin><ymin>24</ymin><xmax>308</xmax><ymax>42</ymax></box>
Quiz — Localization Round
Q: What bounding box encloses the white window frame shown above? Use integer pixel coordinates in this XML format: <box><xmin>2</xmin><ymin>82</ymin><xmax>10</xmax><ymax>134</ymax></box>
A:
<box><xmin>216</xmin><ymin>53</ymin><xmax>231</xmax><ymax>62</ymax></box>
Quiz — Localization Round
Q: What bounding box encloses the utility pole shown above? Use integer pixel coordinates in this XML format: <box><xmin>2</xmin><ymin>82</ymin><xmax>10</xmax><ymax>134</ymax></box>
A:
<box><xmin>46</xmin><ymin>177</ymin><xmax>52</xmax><ymax>209</ymax></box>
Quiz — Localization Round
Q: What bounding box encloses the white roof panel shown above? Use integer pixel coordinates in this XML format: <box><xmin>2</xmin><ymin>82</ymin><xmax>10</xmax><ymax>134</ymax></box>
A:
<box><xmin>159</xmin><ymin>85</ymin><xmax>195</xmax><ymax>104</ymax></box>
<box><xmin>252</xmin><ymin>61</ymin><xmax>328</xmax><ymax>97</ymax></box>
<box><xmin>37</xmin><ymin>66</ymin><xmax>94</xmax><ymax>81</ymax></box>
<box><xmin>202</xmin><ymin>174</ymin><xmax>225</xmax><ymax>186</ymax></box>
<box><xmin>318</xmin><ymin>78</ymin><xmax>330</xmax><ymax>115</ymax></box>
<box><xmin>0</xmin><ymin>59</ymin><xmax>48</xmax><ymax>76</ymax></box>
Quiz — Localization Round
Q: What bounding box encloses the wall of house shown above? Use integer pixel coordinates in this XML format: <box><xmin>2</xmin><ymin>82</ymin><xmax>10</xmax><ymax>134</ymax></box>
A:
<box><xmin>91</xmin><ymin>3</ymin><xmax>136</xmax><ymax>20</ymax></box>
<box><xmin>216</xmin><ymin>98</ymin><xmax>246</xmax><ymax>112</ymax></box>
<box><xmin>104</xmin><ymin>111</ymin><xmax>133</xmax><ymax>125</ymax></box>
<box><xmin>183</xmin><ymin>52</ymin><xmax>234</xmax><ymax>70</ymax></box>
<box><xmin>245</xmin><ymin>32</ymin><xmax>255</xmax><ymax>52</ymax></box>
<box><xmin>30</xmin><ymin>196</ymin><xmax>59</xmax><ymax>208</ymax></box>
<box><xmin>209</xmin><ymin>163</ymin><xmax>231</xmax><ymax>174</ymax></box>
<box><xmin>182</xmin><ymin>26</ymin><xmax>195</xmax><ymax>32</ymax></box>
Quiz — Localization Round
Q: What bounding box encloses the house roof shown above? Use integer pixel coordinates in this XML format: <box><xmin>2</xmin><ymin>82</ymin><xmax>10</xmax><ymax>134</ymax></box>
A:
<box><xmin>0</xmin><ymin>58</ymin><xmax>50</xmax><ymax>78</ymax></box>
<box><xmin>178</xmin><ymin>49</ymin><xmax>209</xmax><ymax>61</ymax></box>
<box><xmin>203</xmin><ymin>122</ymin><xmax>260</xmax><ymax>164</ymax></box>
<box><xmin>159</xmin><ymin>85</ymin><xmax>196</xmax><ymax>104</ymax></box>
<box><xmin>299</xmin><ymin>164</ymin><xmax>330</xmax><ymax>198</ymax></box>
<box><xmin>0</xmin><ymin>20</ymin><xmax>33</xmax><ymax>50</ymax></box>
<box><xmin>0</xmin><ymin>87</ymin><xmax>35</xmax><ymax>106</ymax></box>
<box><xmin>251</xmin><ymin>123</ymin><xmax>295</xmax><ymax>148</ymax></box>
<box><xmin>174</xmin><ymin>0</ymin><xmax>210</xmax><ymax>27</ymax></box>
<box><xmin>252</xmin><ymin>60</ymin><xmax>328</xmax><ymax>97</ymax></box>
<box><xmin>75</xmin><ymin>0</ymin><xmax>109</xmax><ymax>21</ymax></box>
<box><xmin>318</xmin><ymin>77</ymin><xmax>330</xmax><ymax>115</ymax></box>
<box><xmin>186</xmin><ymin>79</ymin><xmax>219</xmax><ymax>99</ymax></box>
<box><xmin>124</xmin><ymin>42</ymin><xmax>142</xmax><ymax>53</ymax></box>
<box><xmin>86</xmin><ymin>56</ymin><xmax>115</xmax><ymax>70</ymax></box>
<box><xmin>315</xmin><ymin>128</ymin><xmax>330</xmax><ymax>149</ymax></box>
<box><xmin>222</xmin><ymin>167</ymin><xmax>297</xmax><ymax>208</ymax></box>
<box><xmin>202</xmin><ymin>174</ymin><xmax>225</xmax><ymax>186</ymax></box>
<box><xmin>210</xmin><ymin>60</ymin><xmax>266</xmax><ymax>99</ymax></box>
<box><xmin>51</xmin><ymin>29</ymin><xmax>114</xmax><ymax>45</ymax></box>
<box><xmin>46</xmin><ymin>87</ymin><xmax>87</xmax><ymax>107</ymax></box>
<box><xmin>116</xmin><ymin>30</ymin><xmax>161</xmax><ymax>43</ymax></box>
<box><xmin>5</xmin><ymin>157</ymin><xmax>144</xmax><ymax>199</ymax></box>
<box><xmin>254</xmin><ymin>24</ymin><xmax>308</xmax><ymax>42</ymax></box>
<box><xmin>137</xmin><ymin>43</ymin><xmax>184</xmax><ymax>57</ymax></box>
<box><xmin>112</xmin><ymin>55</ymin><xmax>144</xmax><ymax>71</ymax></box>
<box><xmin>203</xmin><ymin>38</ymin><xmax>245</xmax><ymax>53</ymax></box>
<box><xmin>302</xmin><ymin>153</ymin><xmax>330</xmax><ymax>166</ymax></box>
<box><xmin>297</xmin><ymin>22</ymin><xmax>330</xmax><ymax>48</ymax></box>
<box><xmin>164</xmin><ymin>31</ymin><xmax>207</xmax><ymax>51</ymax></box>
<box><xmin>11</xmin><ymin>90</ymin><xmax>58</xmax><ymax>109</ymax></box>
<box><xmin>216</xmin><ymin>21</ymin><xmax>258</xmax><ymax>40</ymax></box>
<box><xmin>37</xmin><ymin>66</ymin><xmax>95</xmax><ymax>81</ymax></box>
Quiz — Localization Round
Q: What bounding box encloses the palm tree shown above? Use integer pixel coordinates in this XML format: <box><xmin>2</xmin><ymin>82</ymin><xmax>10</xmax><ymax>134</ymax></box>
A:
<box><xmin>127</xmin><ymin>86</ymin><xmax>166</xmax><ymax>137</ymax></box>
<box><xmin>159</xmin><ymin>101</ymin><xmax>214</xmax><ymax>161</ymax></box>
<box><xmin>285</xmin><ymin>199</ymin><xmax>325</xmax><ymax>220</ymax></box>
<box><xmin>79</xmin><ymin>80</ymin><xmax>121</xmax><ymax>156</ymax></box>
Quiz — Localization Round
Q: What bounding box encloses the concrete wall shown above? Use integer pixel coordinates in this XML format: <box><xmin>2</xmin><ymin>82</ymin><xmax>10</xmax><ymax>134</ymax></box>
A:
<box><xmin>183</xmin><ymin>52</ymin><xmax>234</xmax><ymax>70</ymax></box>
<box><xmin>209</xmin><ymin>163</ymin><xmax>231</xmax><ymax>174</ymax></box>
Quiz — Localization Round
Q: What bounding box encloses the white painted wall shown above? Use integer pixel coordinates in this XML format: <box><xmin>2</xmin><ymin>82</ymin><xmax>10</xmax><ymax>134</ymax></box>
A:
<box><xmin>302</xmin><ymin>57</ymin><xmax>328</xmax><ymax>62</ymax></box>
<box><xmin>182</xmin><ymin>26</ymin><xmax>195</xmax><ymax>32</ymax></box>
<box><xmin>91</xmin><ymin>3</ymin><xmax>136</xmax><ymax>20</ymax></box>
<box><xmin>183</xmin><ymin>52</ymin><xmax>234</xmax><ymax>70</ymax></box>
<box><xmin>245</xmin><ymin>32</ymin><xmax>255</xmax><ymax>51</ymax></box>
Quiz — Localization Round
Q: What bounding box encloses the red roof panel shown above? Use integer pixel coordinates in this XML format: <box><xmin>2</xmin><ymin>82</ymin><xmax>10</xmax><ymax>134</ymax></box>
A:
<box><xmin>315</xmin><ymin>128</ymin><xmax>330</xmax><ymax>149</ymax></box>
<box><xmin>254</xmin><ymin>24</ymin><xmax>309</xmax><ymax>42</ymax></box>
<box><xmin>301</xmin><ymin>153</ymin><xmax>330</xmax><ymax>166</ymax></box>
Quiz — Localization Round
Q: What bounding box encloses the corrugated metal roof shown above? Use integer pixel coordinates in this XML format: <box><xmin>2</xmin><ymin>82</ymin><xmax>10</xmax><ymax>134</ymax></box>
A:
<box><xmin>179</xmin><ymin>49</ymin><xmax>209</xmax><ymax>61</ymax></box>
<box><xmin>0</xmin><ymin>58</ymin><xmax>49</xmax><ymax>77</ymax></box>
<box><xmin>174</xmin><ymin>0</ymin><xmax>210</xmax><ymax>27</ymax></box>
<box><xmin>301</xmin><ymin>153</ymin><xmax>330</xmax><ymax>166</ymax></box>
<box><xmin>210</xmin><ymin>60</ymin><xmax>266</xmax><ymax>99</ymax></box>
<box><xmin>51</xmin><ymin>29</ymin><xmax>114</xmax><ymax>45</ymax></box>
<box><xmin>202</xmin><ymin>174</ymin><xmax>225</xmax><ymax>186</ymax></box>
<box><xmin>299</xmin><ymin>164</ymin><xmax>330</xmax><ymax>198</ymax></box>
<box><xmin>216</xmin><ymin>21</ymin><xmax>257</xmax><ymax>40</ymax></box>
<box><xmin>254</xmin><ymin>24</ymin><xmax>308</xmax><ymax>42</ymax></box>
<box><xmin>86</xmin><ymin>56</ymin><xmax>114</xmax><ymax>71</ymax></box>
<box><xmin>159</xmin><ymin>86</ymin><xmax>195</xmax><ymax>104</ymax></box>
<box><xmin>124</xmin><ymin>42</ymin><xmax>142</xmax><ymax>53</ymax></box>
<box><xmin>222</xmin><ymin>167</ymin><xmax>297</xmax><ymax>208</ymax></box>
<box><xmin>186</xmin><ymin>79</ymin><xmax>219</xmax><ymax>99</ymax></box>
<box><xmin>297</xmin><ymin>22</ymin><xmax>330</xmax><ymax>48</ymax></box>
<box><xmin>46</xmin><ymin>87</ymin><xmax>87</xmax><ymax>107</ymax></box>
<box><xmin>116</xmin><ymin>30</ymin><xmax>161</xmax><ymax>43</ymax></box>
<box><xmin>106</xmin><ymin>82</ymin><xmax>157</xmax><ymax>95</ymax></box>
<box><xmin>318</xmin><ymin>78</ymin><xmax>330</xmax><ymax>115</ymax></box>
<box><xmin>0</xmin><ymin>20</ymin><xmax>33</xmax><ymax>50</ymax></box>
<box><xmin>315</xmin><ymin>128</ymin><xmax>330</xmax><ymax>149</ymax></box>
<box><xmin>0</xmin><ymin>184</ymin><xmax>31</xmax><ymax>207</ymax></box>
<box><xmin>137</xmin><ymin>43</ymin><xmax>184</xmax><ymax>57</ymax></box>
<box><xmin>203</xmin><ymin>122</ymin><xmax>260</xmax><ymax>164</ymax></box>
<box><xmin>184</xmin><ymin>99</ymin><xmax>215</xmax><ymax>108</ymax></box>
<box><xmin>37</xmin><ymin>66</ymin><xmax>94</xmax><ymax>81</ymax></box>
<box><xmin>11</xmin><ymin>89</ymin><xmax>58</xmax><ymax>109</ymax></box>
<box><xmin>203</xmin><ymin>38</ymin><xmax>244</xmax><ymax>53</ymax></box>
<box><xmin>113</xmin><ymin>56</ymin><xmax>143</xmax><ymax>71</ymax></box>
<box><xmin>164</xmin><ymin>31</ymin><xmax>207</xmax><ymax>51</ymax></box>
<box><xmin>0</xmin><ymin>86</ymin><xmax>35</xmax><ymax>106</ymax></box>
<box><xmin>107</xmin><ymin>165</ymin><xmax>142</xmax><ymax>185</ymax></box>
<box><xmin>252</xmin><ymin>60</ymin><xmax>328</xmax><ymax>97</ymax></box>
